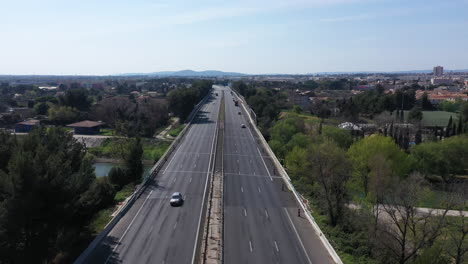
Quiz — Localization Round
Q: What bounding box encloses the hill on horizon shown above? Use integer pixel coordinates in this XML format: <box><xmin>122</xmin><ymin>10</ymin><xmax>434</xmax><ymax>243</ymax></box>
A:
<box><xmin>119</xmin><ymin>69</ymin><xmax>247</xmax><ymax>77</ymax></box>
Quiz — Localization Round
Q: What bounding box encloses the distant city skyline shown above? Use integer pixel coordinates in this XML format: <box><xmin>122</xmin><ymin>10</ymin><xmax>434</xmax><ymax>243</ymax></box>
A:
<box><xmin>2</xmin><ymin>0</ymin><xmax>468</xmax><ymax>75</ymax></box>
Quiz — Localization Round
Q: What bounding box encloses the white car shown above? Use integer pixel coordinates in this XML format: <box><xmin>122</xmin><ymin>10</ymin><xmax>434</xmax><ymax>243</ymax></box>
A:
<box><xmin>170</xmin><ymin>192</ymin><xmax>184</xmax><ymax>206</ymax></box>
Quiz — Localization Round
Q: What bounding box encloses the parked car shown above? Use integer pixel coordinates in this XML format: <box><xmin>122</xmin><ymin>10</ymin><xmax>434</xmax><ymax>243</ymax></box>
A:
<box><xmin>170</xmin><ymin>192</ymin><xmax>184</xmax><ymax>206</ymax></box>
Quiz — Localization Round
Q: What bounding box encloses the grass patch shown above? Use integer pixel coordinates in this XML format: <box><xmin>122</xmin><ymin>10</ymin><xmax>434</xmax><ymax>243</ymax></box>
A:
<box><xmin>220</xmin><ymin>96</ymin><xmax>225</xmax><ymax>122</ymax></box>
<box><xmin>418</xmin><ymin>189</ymin><xmax>468</xmax><ymax>211</ymax></box>
<box><xmin>142</xmin><ymin>140</ymin><xmax>170</xmax><ymax>162</ymax></box>
<box><xmin>403</xmin><ymin>110</ymin><xmax>459</xmax><ymax>127</ymax></box>
<box><xmin>88</xmin><ymin>183</ymin><xmax>139</xmax><ymax>234</ymax></box>
<box><xmin>88</xmin><ymin>138</ymin><xmax>170</xmax><ymax>162</ymax></box>
<box><xmin>167</xmin><ymin>125</ymin><xmax>185</xmax><ymax>137</ymax></box>
<box><xmin>100</xmin><ymin>128</ymin><xmax>115</xmax><ymax>136</ymax></box>
<box><xmin>114</xmin><ymin>183</ymin><xmax>135</xmax><ymax>203</ymax></box>
<box><xmin>280</xmin><ymin>111</ymin><xmax>340</xmax><ymax>126</ymax></box>
<box><xmin>88</xmin><ymin>207</ymin><xmax>115</xmax><ymax>235</ymax></box>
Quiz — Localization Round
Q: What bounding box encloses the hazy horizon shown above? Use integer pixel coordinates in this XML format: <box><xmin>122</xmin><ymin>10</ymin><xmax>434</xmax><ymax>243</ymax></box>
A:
<box><xmin>2</xmin><ymin>0</ymin><xmax>468</xmax><ymax>75</ymax></box>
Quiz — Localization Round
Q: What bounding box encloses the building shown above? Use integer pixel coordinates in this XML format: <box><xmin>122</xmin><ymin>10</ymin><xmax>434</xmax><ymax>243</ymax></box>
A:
<box><xmin>67</xmin><ymin>120</ymin><xmax>105</xmax><ymax>135</ymax></box>
<box><xmin>433</xmin><ymin>66</ymin><xmax>444</xmax><ymax>76</ymax></box>
<box><xmin>15</xmin><ymin>119</ymin><xmax>40</xmax><ymax>133</ymax></box>
<box><xmin>431</xmin><ymin>78</ymin><xmax>453</xmax><ymax>85</ymax></box>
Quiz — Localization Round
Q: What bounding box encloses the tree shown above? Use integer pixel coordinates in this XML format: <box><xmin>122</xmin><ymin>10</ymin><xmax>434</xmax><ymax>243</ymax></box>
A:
<box><xmin>108</xmin><ymin>167</ymin><xmax>130</xmax><ymax>190</ymax></box>
<box><xmin>445</xmin><ymin>185</ymin><xmax>468</xmax><ymax>264</ymax></box>
<box><xmin>90</xmin><ymin>97</ymin><xmax>169</xmax><ymax>137</ymax></box>
<box><xmin>415</xmin><ymin>128</ymin><xmax>422</xmax><ymax>145</ymax></box>
<box><xmin>461</xmin><ymin>102</ymin><xmax>468</xmax><ymax>132</ymax></box>
<box><xmin>285</xmin><ymin>133</ymin><xmax>312</xmax><ymax>152</ymax></box>
<box><xmin>125</xmin><ymin>138</ymin><xmax>143</xmax><ymax>183</ymax></box>
<box><xmin>374</xmin><ymin>174</ymin><xmax>450</xmax><ymax>264</ymax></box>
<box><xmin>0</xmin><ymin>128</ymin><xmax>100</xmax><ymax>263</ymax></box>
<box><xmin>410</xmin><ymin>135</ymin><xmax>468</xmax><ymax>181</ymax></box>
<box><xmin>59</xmin><ymin>88</ymin><xmax>91</xmax><ymax>111</ymax></box>
<box><xmin>347</xmin><ymin>135</ymin><xmax>412</xmax><ymax>197</ymax></box>
<box><xmin>285</xmin><ymin>146</ymin><xmax>310</xmax><ymax>181</ymax></box>
<box><xmin>408</xmin><ymin>107</ymin><xmax>423</xmax><ymax>122</ymax></box>
<box><xmin>445</xmin><ymin>116</ymin><xmax>453</xmax><ymax>138</ymax></box>
<box><xmin>420</xmin><ymin>92</ymin><xmax>433</xmax><ymax>110</ymax></box>
<box><xmin>33</xmin><ymin>102</ymin><xmax>49</xmax><ymax>115</ymax></box>
<box><xmin>232</xmin><ymin>81</ymin><xmax>248</xmax><ymax>96</ymax></box>
<box><xmin>77</xmin><ymin>176</ymin><xmax>116</xmax><ymax>217</ymax></box>
<box><xmin>270</xmin><ymin>117</ymin><xmax>304</xmax><ymax>145</ymax></box>
<box><xmin>308</xmin><ymin>141</ymin><xmax>350</xmax><ymax>226</ymax></box>
<box><xmin>168</xmin><ymin>80</ymin><xmax>212</xmax><ymax>120</ymax></box>
<box><xmin>322</xmin><ymin>126</ymin><xmax>353</xmax><ymax>149</ymax></box>
<box><xmin>368</xmin><ymin>154</ymin><xmax>393</xmax><ymax>203</ymax></box>
<box><xmin>457</xmin><ymin>114</ymin><xmax>463</xmax><ymax>134</ymax></box>
<box><xmin>292</xmin><ymin>105</ymin><xmax>303</xmax><ymax>114</ymax></box>
<box><xmin>48</xmin><ymin>105</ymin><xmax>80</xmax><ymax>125</ymax></box>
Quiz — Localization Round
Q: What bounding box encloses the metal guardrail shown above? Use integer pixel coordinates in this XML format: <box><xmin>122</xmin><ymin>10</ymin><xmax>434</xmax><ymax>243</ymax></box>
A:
<box><xmin>74</xmin><ymin>92</ymin><xmax>213</xmax><ymax>264</ymax></box>
<box><xmin>231</xmin><ymin>88</ymin><xmax>343</xmax><ymax>264</ymax></box>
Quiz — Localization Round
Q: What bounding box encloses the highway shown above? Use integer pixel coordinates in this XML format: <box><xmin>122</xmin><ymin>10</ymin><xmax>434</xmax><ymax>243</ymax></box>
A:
<box><xmin>83</xmin><ymin>87</ymin><xmax>221</xmax><ymax>264</ymax></box>
<box><xmin>223</xmin><ymin>86</ymin><xmax>334</xmax><ymax>264</ymax></box>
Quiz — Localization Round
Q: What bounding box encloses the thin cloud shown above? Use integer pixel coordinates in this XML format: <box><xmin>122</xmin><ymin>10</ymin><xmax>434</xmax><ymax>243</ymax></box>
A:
<box><xmin>320</xmin><ymin>14</ymin><xmax>375</xmax><ymax>23</ymax></box>
<box><xmin>319</xmin><ymin>7</ymin><xmax>417</xmax><ymax>23</ymax></box>
<box><xmin>152</xmin><ymin>0</ymin><xmax>377</xmax><ymax>26</ymax></box>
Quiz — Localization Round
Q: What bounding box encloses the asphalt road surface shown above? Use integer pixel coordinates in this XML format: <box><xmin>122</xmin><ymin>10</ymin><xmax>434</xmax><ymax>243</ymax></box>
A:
<box><xmin>223</xmin><ymin>86</ymin><xmax>334</xmax><ymax>264</ymax></box>
<box><xmin>82</xmin><ymin>87</ymin><xmax>221</xmax><ymax>264</ymax></box>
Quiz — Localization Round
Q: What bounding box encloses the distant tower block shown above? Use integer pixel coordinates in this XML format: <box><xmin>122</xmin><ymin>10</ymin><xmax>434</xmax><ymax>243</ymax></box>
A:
<box><xmin>433</xmin><ymin>66</ymin><xmax>444</xmax><ymax>76</ymax></box>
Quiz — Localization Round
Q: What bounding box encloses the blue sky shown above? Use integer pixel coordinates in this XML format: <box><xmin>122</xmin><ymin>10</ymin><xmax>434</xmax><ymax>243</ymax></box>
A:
<box><xmin>1</xmin><ymin>0</ymin><xmax>468</xmax><ymax>75</ymax></box>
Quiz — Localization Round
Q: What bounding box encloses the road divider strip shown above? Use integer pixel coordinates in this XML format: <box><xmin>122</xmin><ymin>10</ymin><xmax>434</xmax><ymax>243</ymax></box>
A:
<box><xmin>200</xmin><ymin>90</ymin><xmax>224</xmax><ymax>264</ymax></box>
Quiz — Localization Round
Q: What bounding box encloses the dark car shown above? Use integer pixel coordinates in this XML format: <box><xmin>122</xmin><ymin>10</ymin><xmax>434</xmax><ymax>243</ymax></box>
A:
<box><xmin>241</xmin><ymin>124</ymin><xmax>246</xmax><ymax>128</ymax></box>
<box><xmin>170</xmin><ymin>192</ymin><xmax>184</xmax><ymax>206</ymax></box>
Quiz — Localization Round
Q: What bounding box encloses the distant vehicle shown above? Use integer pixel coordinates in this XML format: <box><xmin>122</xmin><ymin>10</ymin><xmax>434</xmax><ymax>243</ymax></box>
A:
<box><xmin>234</xmin><ymin>100</ymin><xmax>239</xmax><ymax>106</ymax></box>
<box><xmin>238</xmin><ymin>111</ymin><xmax>241</xmax><ymax>115</ymax></box>
<box><xmin>230</xmin><ymin>91</ymin><xmax>233</xmax><ymax>95</ymax></box>
<box><xmin>241</xmin><ymin>124</ymin><xmax>246</xmax><ymax>128</ymax></box>
<box><xmin>215</xmin><ymin>93</ymin><xmax>218</xmax><ymax>96</ymax></box>
<box><xmin>170</xmin><ymin>192</ymin><xmax>184</xmax><ymax>206</ymax></box>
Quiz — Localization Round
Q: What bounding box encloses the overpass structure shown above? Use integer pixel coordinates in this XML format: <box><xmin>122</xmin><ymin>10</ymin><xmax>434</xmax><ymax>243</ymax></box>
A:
<box><xmin>76</xmin><ymin>85</ymin><xmax>340</xmax><ymax>264</ymax></box>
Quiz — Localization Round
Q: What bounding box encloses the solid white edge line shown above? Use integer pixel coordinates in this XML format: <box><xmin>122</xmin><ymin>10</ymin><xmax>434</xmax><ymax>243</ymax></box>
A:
<box><xmin>283</xmin><ymin>208</ymin><xmax>313</xmax><ymax>264</ymax></box>
<box><xmin>249</xmin><ymin>240</ymin><xmax>253</xmax><ymax>252</ymax></box>
<box><xmin>257</xmin><ymin>147</ymin><xmax>273</xmax><ymax>181</ymax></box>
<box><xmin>104</xmin><ymin>190</ymin><xmax>153</xmax><ymax>264</ymax></box>
<box><xmin>190</xmin><ymin>92</ymin><xmax>219</xmax><ymax>264</ymax></box>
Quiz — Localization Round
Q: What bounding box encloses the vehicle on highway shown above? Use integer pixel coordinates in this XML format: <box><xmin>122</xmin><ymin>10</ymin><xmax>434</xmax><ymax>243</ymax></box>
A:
<box><xmin>215</xmin><ymin>93</ymin><xmax>218</xmax><ymax>96</ymax></box>
<box><xmin>234</xmin><ymin>100</ymin><xmax>239</xmax><ymax>106</ymax></box>
<box><xmin>241</xmin><ymin>124</ymin><xmax>246</xmax><ymax>128</ymax></box>
<box><xmin>170</xmin><ymin>192</ymin><xmax>184</xmax><ymax>206</ymax></box>
<box><xmin>238</xmin><ymin>111</ymin><xmax>241</xmax><ymax>115</ymax></box>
